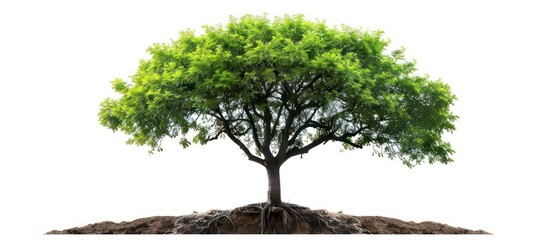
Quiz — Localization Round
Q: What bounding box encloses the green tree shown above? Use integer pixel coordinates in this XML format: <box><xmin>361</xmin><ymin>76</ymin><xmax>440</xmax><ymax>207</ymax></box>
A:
<box><xmin>99</xmin><ymin>14</ymin><xmax>457</xmax><ymax>232</ymax></box>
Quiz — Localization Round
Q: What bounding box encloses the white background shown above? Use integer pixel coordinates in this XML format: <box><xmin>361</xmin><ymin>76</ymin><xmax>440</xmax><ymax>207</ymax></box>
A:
<box><xmin>1</xmin><ymin>0</ymin><xmax>557</xmax><ymax>239</ymax></box>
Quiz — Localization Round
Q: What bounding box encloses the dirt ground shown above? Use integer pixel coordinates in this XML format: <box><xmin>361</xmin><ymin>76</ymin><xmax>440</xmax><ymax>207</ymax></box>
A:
<box><xmin>47</xmin><ymin>203</ymin><xmax>489</xmax><ymax>234</ymax></box>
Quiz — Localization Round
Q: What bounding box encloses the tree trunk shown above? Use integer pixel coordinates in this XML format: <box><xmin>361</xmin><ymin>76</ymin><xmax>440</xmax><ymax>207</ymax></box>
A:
<box><xmin>266</xmin><ymin>163</ymin><xmax>282</xmax><ymax>206</ymax></box>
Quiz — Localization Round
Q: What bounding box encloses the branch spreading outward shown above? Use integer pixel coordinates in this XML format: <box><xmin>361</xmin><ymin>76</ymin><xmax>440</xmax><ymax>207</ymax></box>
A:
<box><xmin>216</xmin><ymin>108</ymin><xmax>265</xmax><ymax>166</ymax></box>
<box><xmin>99</xmin><ymin>14</ymin><xmax>457</xmax><ymax>168</ymax></box>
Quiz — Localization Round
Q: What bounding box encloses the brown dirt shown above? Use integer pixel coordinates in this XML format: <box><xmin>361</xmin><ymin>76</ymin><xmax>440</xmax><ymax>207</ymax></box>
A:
<box><xmin>46</xmin><ymin>203</ymin><xmax>489</xmax><ymax>234</ymax></box>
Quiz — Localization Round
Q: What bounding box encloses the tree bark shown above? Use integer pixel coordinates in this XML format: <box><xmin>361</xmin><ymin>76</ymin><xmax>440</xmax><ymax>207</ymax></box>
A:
<box><xmin>265</xmin><ymin>163</ymin><xmax>282</xmax><ymax>206</ymax></box>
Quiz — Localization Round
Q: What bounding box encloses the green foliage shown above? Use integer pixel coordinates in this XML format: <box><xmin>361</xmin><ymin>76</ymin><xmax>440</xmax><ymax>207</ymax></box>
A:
<box><xmin>99</xmin><ymin>14</ymin><xmax>457</xmax><ymax>166</ymax></box>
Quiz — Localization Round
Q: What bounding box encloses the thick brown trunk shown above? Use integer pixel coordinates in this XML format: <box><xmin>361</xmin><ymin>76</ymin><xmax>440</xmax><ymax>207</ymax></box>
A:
<box><xmin>266</xmin><ymin>164</ymin><xmax>282</xmax><ymax>206</ymax></box>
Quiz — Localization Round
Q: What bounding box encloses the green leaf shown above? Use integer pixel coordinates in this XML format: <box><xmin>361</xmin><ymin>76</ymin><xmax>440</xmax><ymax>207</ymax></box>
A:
<box><xmin>99</xmin><ymin>14</ymin><xmax>457</xmax><ymax>168</ymax></box>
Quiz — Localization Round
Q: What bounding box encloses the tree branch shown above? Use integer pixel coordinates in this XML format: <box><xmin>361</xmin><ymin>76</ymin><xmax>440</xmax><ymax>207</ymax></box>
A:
<box><xmin>327</xmin><ymin>125</ymin><xmax>369</xmax><ymax>149</ymax></box>
<box><xmin>243</xmin><ymin>105</ymin><xmax>264</xmax><ymax>152</ymax></box>
<box><xmin>270</xmin><ymin>103</ymin><xmax>284</xmax><ymax>140</ymax></box>
<box><xmin>330</xmin><ymin>136</ymin><xmax>363</xmax><ymax>149</ymax></box>
<box><xmin>215</xmin><ymin>109</ymin><xmax>265</xmax><ymax>166</ymax></box>
<box><xmin>205</xmin><ymin>128</ymin><xmax>225</xmax><ymax>142</ymax></box>
<box><xmin>250</xmin><ymin>102</ymin><xmax>266</xmax><ymax>120</ymax></box>
<box><xmin>287</xmin><ymin>106</ymin><xmax>321</xmax><ymax>146</ymax></box>
<box><xmin>261</xmin><ymin>105</ymin><xmax>274</xmax><ymax>158</ymax></box>
<box><xmin>296</xmin><ymin>73</ymin><xmax>323</xmax><ymax>94</ymax></box>
<box><xmin>276</xmin><ymin>108</ymin><xmax>296</xmax><ymax>160</ymax></box>
<box><xmin>284</xmin><ymin>132</ymin><xmax>334</xmax><ymax>163</ymax></box>
<box><xmin>283</xmin><ymin>125</ymin><xmax>369</xmax><ymax>164</ymax></box>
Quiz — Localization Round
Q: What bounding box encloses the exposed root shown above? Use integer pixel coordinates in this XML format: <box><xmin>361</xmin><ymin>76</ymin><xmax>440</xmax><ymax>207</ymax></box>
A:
<box><xmin>48</xmin><ymin>205</ymin><xmax>488</xmax><ymax>234</ymax></box>
<box><xmin>260</xmin><ymin>204</ymin><xmax>292</xmax><ymax>233</ymax></box>
<box><xmin>302</xmin><ymin>209</ymin><xmax>373</xmax><ymax>234</ymax></box>
<box><xmin>200</xmin><ymin>211</ymin><xmax>235</xmax><ymax>233</ymax></box>
<box><xmin>240</xmin><ymin>202</ymin><xmax>371</xmax><ymax>234</ymax></box>
<box><xmin>171</xmin><ymin>210</ymin><xmax>235</xmax><ymax>234</ymax></box>
<box><xmin>169</xmin><ymin>203</ymin><xmax>373</xmax><ymax>234</ymax></box>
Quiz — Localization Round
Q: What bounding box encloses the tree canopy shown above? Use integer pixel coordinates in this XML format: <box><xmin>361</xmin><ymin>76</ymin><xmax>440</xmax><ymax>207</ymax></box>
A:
<box><xmin>99</xmin><ymin>14</ymin><xmax>457</xmax><ymax>168</ymax></box>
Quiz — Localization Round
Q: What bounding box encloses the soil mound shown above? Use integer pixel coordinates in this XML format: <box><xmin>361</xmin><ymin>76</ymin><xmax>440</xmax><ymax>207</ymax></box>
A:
<box><xmin>47</xmin><ymin>203</ymin><xmax>489</xmax><ymax>234</ymax></box>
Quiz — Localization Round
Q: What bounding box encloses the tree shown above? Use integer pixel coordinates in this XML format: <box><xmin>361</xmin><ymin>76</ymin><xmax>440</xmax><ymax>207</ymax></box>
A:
<box><xmin>99</xmin><ymin>14</ymin><xmax>457</xmax><ymax>233</ymax></box>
